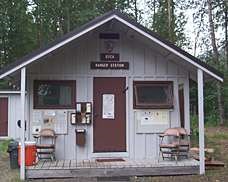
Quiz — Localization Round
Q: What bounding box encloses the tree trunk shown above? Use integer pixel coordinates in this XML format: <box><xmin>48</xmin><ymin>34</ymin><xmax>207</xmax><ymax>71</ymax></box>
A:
<box><xmin>134</xmin><ymin>0</ymin><xmax>138</xmax><ymax>22</ymax></box>
<box><xmin>153</xmin><ymin>0</ymin><xmax>156</xmax><ymax>24</ymax></box>
<box><xmin>224</xmin><ymin>1</ymin><xmax>228</xmax><ymax>70</ymax></box>
<box><xmin>207</xmin><ymin>0</ymin><xmax>225</xmax><ymax>125</ymax></box>
<box><xmin>37</xmin><ymin>13</ymin><xmax>42</xmax><ymax>46</ymax></box>
<box><xmin>194</xmin><ymin>29</ymin><xmax>200</xmax><ymax>57</ymax></box>
<box><xmin>56</xmin><ymin>0</ymin><xmax>64</xmax><ymax>37</ymax></box>
<box><xmin>66</xmin><ymin>7</ymin><xmax>70</xmax><ymax>33</ymax></box>
<box><xmin>167</xmin><ymin>0</ymin><xmax>171</xmax><ymax>39</ymax></box>
<box><xmin>208</xmin><ymin>0</ymin><xmax>219</xmax><ymax>61</ymax></box>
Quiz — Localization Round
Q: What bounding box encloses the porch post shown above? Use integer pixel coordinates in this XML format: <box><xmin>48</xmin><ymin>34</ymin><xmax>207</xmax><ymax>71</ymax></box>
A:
<box><xmin>197</xmin><ymin>68</ymin><xmax>205</xmax><ymax>174</ymax></box>
<box><xmin>20</xmin><ymin>67</ymin><xmax>26</xmax><ymax>180</ymax></box>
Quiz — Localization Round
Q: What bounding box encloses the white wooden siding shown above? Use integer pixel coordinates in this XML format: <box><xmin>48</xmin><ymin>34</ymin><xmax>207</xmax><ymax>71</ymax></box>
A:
<box><xmin>0</xmin><ymin>94</ymin><xmax>29</xmax><ymax>140</ymax></box>
<box><xmin>27</xmin><ymin>30</ymin><xmax>190</xmax><ymax>161</ymax></box>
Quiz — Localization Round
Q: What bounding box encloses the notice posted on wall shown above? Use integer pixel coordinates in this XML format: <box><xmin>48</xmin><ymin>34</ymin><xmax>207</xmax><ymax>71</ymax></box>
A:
<box><xmin>53</xmin><ymin>111</ymin><xmax>68</xmax><ymax>134</ymax></box>
<box><xmin>102</xmin><ymin>94</ymin><xmax>115</xmax><ymax>119</ymax></box>
<box><xmin>32</xmin><ymin>110</ymin><xmax>68</xmax><ymax>135</ymax></box>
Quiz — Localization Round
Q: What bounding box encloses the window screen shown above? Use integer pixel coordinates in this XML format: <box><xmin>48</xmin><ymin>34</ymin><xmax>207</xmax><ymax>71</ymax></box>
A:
<box><xmin>134</xmin><ymin>81</ymin><xmax>173</xmax><ymax>109</ymax></box>
<box><xmin>34</xmin><ymin>80</ymin><xmax>75</xmax><ymax>109</ymax></box>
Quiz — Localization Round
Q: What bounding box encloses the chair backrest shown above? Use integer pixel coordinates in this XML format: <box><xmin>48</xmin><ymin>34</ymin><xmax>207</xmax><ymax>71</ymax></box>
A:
<box><xmin>39</xmin><ymin>128</ymin><xmax>55</xmax><ymax>137</ymax></box>
<box><xmin>163</xmin><ymin>128</ymin><xmax>180</xmax><ymax>136</ymax></box>
<box><xmin>174</xmin><ymin>127</ymin><xmax>188</xmax><ymax>135</ymax></box>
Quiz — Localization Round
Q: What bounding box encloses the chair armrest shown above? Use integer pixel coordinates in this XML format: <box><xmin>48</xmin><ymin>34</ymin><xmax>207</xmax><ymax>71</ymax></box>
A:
<box><xmin>159</xmin><ymin>134</ymin><xmax>165</xmax><ymax>137</ymax></box>
<box><xmin>33</xmin><ymin>135</ymin><xmax>40</xmax><ymax>139</ymax></box>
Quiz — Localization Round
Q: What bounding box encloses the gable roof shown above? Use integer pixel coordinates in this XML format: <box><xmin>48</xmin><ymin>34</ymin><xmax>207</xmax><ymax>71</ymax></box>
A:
<box><xmin>0</xmin><ymin>10</ymin><xmax>223</xmax><ymax>82</ymax></box>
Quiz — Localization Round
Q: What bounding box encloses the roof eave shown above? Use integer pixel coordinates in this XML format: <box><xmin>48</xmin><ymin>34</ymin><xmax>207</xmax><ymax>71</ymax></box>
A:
<box><xmin>0</xmin><ymin>10</ymin><xmax>223</xmax><ymax>82</ymax></box>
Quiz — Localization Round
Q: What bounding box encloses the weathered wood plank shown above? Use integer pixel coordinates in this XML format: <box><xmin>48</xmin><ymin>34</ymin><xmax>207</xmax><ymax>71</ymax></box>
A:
<box><xmin>26</xmin><ymin>166</ymin><xmax>199</xmax><ymax>179</ymax></box>
<box><xmin>63</xmin><ymin>160</ymin><xmax>71</xmax><ymax>169</ymax></box>
<box><xmin>34</xmin><ymin>160</ymin><xmax>44</xmax><ymax>169</ymax></box>
<box><xmin>55</xmin><ymin>160</ymin><xmax>64</xmax><ymax>169</ymax></box>
<box><xmin>42</xmin><ymin>160</ymin><xmax>51</xmax><ymax>169</ymax></box>
<box><xmin>49</xmin><ymin>160</ymin><xmax>58</xmax><ymax>169</ymax></box>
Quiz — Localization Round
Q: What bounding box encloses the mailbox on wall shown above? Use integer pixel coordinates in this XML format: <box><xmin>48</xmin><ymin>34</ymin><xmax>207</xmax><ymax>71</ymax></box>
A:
<box><xmin>71</xmin><ymin>102</ymin><xmax>92</xmax><ymax>125</ymax></box>
<box><xmin>75</xmin><ymin>129</ymin><xmax>86</xmax><ymax>146</ymax></box>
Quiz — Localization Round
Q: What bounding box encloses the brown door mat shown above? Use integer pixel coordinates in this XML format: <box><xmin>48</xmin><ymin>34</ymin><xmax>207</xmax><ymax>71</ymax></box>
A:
<box><xmin>96</xmin><ymin>158</ymin><xmax>125</xmax><ymax>162</ymax></box>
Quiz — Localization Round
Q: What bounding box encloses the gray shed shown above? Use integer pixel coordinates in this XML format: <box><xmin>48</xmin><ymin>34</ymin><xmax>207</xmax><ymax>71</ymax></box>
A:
<box><xmin>0</xmin><ymin>10</ymin><xmax>223</xmax><ymax>180</ymax></box>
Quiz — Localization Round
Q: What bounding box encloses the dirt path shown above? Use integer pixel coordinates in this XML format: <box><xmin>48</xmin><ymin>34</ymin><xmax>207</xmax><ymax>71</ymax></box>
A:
<box><xmin>0</xmin><ymin>153</ymin><xmax>20</xmax><ymax>182</ymax></box>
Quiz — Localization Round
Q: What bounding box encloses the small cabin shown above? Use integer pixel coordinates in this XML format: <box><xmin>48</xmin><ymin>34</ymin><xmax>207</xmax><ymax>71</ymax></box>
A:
<box><xmin>0</xmin><ymin>11</ymin><xmax>223</xmax><ymax>179</ymax></box>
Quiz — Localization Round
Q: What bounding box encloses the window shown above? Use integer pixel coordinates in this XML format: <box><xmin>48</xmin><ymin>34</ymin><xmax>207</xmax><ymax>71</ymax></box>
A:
<box><xmin>34</xmin><ymin>80</ymin><xmax>76</xmax><ymax>109</ymax></box>
<box><xmin>133</xmin><ymin>81</ymin><xmax>173</xmax><ymax>109</ymax></box>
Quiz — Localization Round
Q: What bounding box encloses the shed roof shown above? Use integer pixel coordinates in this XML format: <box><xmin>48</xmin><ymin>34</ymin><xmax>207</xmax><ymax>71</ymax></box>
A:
<box><xmin>0</xmin><ymin>10</ymin><xmax>223</xmax><ymax>82</ymax></box>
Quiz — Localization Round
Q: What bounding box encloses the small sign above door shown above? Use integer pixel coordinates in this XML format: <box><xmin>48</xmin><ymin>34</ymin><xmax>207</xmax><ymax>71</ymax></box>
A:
<box><xmin>100</xmin><ymin>53</ymin><xmax>119</xmax><ymax>61</ymax></box>
<box><xmin>91</xmin><ymin>62</ymin><xmax>129</xmax><ymax>70</ymax></box>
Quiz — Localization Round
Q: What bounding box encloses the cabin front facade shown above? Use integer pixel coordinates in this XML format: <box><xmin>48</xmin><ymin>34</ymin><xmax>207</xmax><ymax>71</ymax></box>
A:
<box><xmin>0</xmin><ymin>11</ymin><xmax>223</xmax><ymax>180</ymax></box>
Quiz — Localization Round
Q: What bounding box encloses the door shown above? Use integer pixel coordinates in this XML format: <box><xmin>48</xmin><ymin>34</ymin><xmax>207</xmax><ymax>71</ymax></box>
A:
<box><xmin>178</xmin><ymin>86</ymin><xmax>185</xmax><ymax>128</ymax></box>
<box><xmin>93</xmin><ymin>77</ymin><xmax>126</xmax><ymax>152</ymax></box>
<box><xmin>0</xmin><ymin>98</ymin><xmax>8</xmax><ymax>136</ymax></box>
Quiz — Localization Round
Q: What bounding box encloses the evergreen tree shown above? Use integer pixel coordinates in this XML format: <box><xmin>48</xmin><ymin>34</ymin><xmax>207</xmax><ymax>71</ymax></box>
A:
<box><xmin>147</xmin><ymin>0</ymin><xmax>188</xmax><ymax>48</ymax></box>
<box><xmin>0</xmin><ymin>0</ymin><xmax>36</xmax><ymax>67</ymax></box>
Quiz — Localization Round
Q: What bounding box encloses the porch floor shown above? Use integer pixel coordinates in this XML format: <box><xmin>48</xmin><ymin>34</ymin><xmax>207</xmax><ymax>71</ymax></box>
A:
<box><xmin>26</xmin><ymin>158</ymin><xmax>199</xmax><ymax>179</ymax></box>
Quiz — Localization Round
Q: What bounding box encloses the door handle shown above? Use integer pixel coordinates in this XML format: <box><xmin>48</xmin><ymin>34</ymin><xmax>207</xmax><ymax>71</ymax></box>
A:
<box><xmin>123</xmin><ymin>86</ymin><xmax>128</xmax><ymax>93</ymax></box>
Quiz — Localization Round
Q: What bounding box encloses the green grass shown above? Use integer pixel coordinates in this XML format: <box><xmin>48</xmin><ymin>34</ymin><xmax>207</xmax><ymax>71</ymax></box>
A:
<box><xmin>207</xmin><ymin>132</ymin><xmax>228</xmax><ymax>140</ymax></box>
<box><xmin>0</xmin><ymin>140</ymin><xmax>21</xmax><ymax>182</ymax></box>
<box><xmin>0</xmin><ymin>139</ymin><xmax>11</xmax><ymax>154</ymax></box>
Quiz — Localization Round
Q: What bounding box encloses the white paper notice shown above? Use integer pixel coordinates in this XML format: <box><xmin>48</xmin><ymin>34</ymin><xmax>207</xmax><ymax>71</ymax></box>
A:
<box><xmin>32</xmin><ymin>111</ymin><xmax>43</xmax><ymax>123</ymax></box>
<box><xmin>54</xmin><ymin>111</ymin><xmax>68</xmax><ymax>134</ymax></box>
<box><xmin>102</xmin><ymin>94</ymin><xmax>115</xmax><ymax>119</ymax></box>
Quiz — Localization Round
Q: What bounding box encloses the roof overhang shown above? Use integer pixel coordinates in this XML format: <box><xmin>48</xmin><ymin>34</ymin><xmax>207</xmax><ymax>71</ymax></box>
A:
<box><xmin>0</xmin><ymin>10</ymin><xmax>223</xmax><ymax>82</ymax></box>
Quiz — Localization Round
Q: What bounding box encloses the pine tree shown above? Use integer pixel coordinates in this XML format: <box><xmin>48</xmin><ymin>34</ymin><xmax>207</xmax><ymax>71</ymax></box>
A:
<box><xmin>147</xmin><ymin>0</ymin><xmax>188</xmax><ymax>47</ymax></box>
<box><xmin>0</xmin><ymin>0</ymin><xmax>36</xmax><ymax>67</ymax></box>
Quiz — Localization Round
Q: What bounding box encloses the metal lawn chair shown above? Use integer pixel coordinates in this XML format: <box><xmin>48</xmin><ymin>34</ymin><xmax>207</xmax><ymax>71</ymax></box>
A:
<box><xmin>159</xmin><ymin>128</ymin><xmax>180</xmax><ymax>161</ymax></box>
<box><xmin>35</xmin><ymin>129</ymin><xmax>57</xmax><ymax>161</ymax></box>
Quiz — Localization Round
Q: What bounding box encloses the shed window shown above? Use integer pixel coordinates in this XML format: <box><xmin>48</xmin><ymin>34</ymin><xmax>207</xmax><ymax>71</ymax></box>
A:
<box><xmin>133</xmin><ymin>81</ymin><xmax>173</xmax><ymax>109</ymax></box>
<box><xmin>34</xmin><ymin>80</ymin><xmax>75</xmax><ymax>109</ymax></box>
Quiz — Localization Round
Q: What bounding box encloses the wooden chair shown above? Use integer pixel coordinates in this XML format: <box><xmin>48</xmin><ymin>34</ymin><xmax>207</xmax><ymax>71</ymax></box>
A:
<box><xmin>159</xmin><ymin>128</ymin><xmax>180</xmax><ymax>161</ymax></box>
<box><xmin>174</xmin><ymin>127</ymin><xmax>190</xmax><ymax>159</ymax></box>
<box><xmin>159</xmin><ymin>128</ymin><xmax>190</xmax><ymax>161</ymax></box>
<box><xmin>35</xmin><ymin>129</ymin><xmax>57</xmax><ymax>161</ymax></box>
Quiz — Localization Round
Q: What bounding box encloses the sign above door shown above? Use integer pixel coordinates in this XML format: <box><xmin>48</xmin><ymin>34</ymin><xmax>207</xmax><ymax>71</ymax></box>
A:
<box><xmin>90</xmin><ymin>62</ymin><xmax>129</xmax><ymax>69</ymax></box>
<box><xmin>90</xmin><ymin>33</ymin><xmax>129</xmax><ymax>70</ymax></box>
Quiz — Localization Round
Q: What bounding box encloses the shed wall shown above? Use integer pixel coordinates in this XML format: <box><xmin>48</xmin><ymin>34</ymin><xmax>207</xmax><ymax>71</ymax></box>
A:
<box><xmin>27</xmin><ymin>30</ymin><xmax>190</xmax><ymax>161</ymax></box>
<box><xmin>0</xmin><ymin>94</ymin><xmax>29</xmax><ymax>140</ymax></box>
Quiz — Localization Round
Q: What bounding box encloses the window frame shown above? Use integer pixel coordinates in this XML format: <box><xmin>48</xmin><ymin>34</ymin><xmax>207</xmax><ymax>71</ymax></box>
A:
<box><xmin>133</xmin><ymin>81</ymin><xmax>174</xmax><ymax>109</ymax></box>
<box><xmin>33</xmin><ymin>80</ymin><xmax>76</xmax><ymax>109</ymax></box>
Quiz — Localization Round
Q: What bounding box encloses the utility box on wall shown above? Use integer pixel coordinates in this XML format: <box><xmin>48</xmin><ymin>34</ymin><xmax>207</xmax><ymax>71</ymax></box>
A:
<box><xmin>135</xmin><ymin>110</ymin><xmax>170</xmax><ymax>133</ymax></box>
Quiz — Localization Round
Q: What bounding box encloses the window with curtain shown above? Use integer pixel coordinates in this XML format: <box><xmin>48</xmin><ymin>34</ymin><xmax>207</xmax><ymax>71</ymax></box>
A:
<box><xmin>133</xmin><ymin>81</ymin><xmax>173</xmax><ymax>109</ymax></box>
<box><xmin>34</xmin><ymin>80</ymin><xmax>75</xmax><ymax>109</ymax></box>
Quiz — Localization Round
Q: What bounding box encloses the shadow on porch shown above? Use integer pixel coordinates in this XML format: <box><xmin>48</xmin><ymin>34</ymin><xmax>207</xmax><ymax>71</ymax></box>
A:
<box><xmin>26</xmin><ymin>158</ymin><xmax>199</xmax><ymax>179</ymax></box>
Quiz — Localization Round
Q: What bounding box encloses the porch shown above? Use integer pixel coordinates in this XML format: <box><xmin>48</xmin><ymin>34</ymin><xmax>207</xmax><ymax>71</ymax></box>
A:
<box><xmin>26</xmin><ymin>158</ymin><xmax>199</xmax><ymax>179</ymax></box>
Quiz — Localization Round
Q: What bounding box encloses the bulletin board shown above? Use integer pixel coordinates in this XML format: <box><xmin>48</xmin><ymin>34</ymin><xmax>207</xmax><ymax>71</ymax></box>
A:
<box><xmin>32</xmin><ymin>110</ymin><xmax>68</xmax><ymax>135</ymax></box>
<box><xmin>135</xmin><ymin>110</ymin><xmax>171</xmax><ymax>134</ymax></box>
